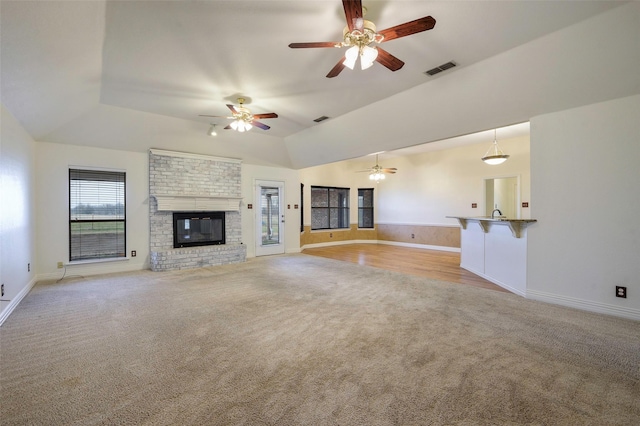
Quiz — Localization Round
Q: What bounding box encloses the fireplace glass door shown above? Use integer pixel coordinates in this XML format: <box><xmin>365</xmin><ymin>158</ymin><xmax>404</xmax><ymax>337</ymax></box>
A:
<box><xmin>173</xmin><ymin>212</ymin><xmax>224</xmax><ymax>248</ymax></box>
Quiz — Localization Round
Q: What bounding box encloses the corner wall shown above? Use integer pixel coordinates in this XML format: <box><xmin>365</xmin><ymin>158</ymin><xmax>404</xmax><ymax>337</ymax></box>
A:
<box><xmin>35</xmin><ymin>142</ymin><xmax>150</xmax><ymax>279</ymax></box>
<box><xmin>0</xmin><ymin>106</ymin><xmax>37</xmax><ymax>325</ymax></box>
<box><xmin>528</xmin><ymin>95</ymin><xmax>640</xmax><ymax>319</ymax></box>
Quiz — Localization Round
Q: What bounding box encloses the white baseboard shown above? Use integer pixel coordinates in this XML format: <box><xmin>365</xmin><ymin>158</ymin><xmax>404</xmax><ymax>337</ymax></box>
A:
<box><xmin>0</xmin><ymin>276</ymin><xmax>37</xmax><ymax>327</ymax></box>
<box><xmin>460</xmin><ymin>265</ymin><xmax>526</xmax><ymax>296</ymax></box>
<box><xmin>300</xmin><ymin>239</ymin><xmax>460</xmax><ymax>253</ymax></box>
<box><xmin>37</xmin><ymin>262</ymin><xmax>149</xmax><ymax>281</ymax></box>
<box><xmin>526</xmin><ymin>289</ymin><xmax>640</xmax><ymax>321</ymax></box>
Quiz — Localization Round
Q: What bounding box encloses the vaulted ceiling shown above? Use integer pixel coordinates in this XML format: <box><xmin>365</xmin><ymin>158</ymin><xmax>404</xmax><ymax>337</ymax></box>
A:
<box><xmin>1</xmin><ymin>1</ymin><xmax>637</xmax><ymax>169</ymax></box>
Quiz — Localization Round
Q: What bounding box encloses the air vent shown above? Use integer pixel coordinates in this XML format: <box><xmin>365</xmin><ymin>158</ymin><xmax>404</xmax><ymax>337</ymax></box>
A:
<box><xmin>425</xmin><ymin>61</ymin><xmax>457</xmax><ymax>76</ymax></box>
<box><xmin>313</xmin><ymin>116</ymin><xmax>330</xmax><ymax>123</ymax></box>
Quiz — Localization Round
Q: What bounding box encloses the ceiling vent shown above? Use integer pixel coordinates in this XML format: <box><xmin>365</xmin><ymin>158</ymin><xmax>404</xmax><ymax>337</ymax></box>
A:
<box><xmin>425</xmin><ymin>61</ymin><xmax>457</xmax><ymax>76</ymax></box>
<box><xmin>313</xmin><ymin>116</ymin><xmax>330</xmax><ymax>123</ymax></box>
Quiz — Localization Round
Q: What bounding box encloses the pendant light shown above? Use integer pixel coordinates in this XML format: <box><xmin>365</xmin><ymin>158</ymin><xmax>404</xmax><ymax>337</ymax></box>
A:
<box><xmin>207</xmin><ymin>124</ymin><xmax>217</xmax><ymax>137</ymax></box>
<box><xmin>481</xmin><ymin>129</ymin><xmax>509</xmax><ymax>165</ymax></box>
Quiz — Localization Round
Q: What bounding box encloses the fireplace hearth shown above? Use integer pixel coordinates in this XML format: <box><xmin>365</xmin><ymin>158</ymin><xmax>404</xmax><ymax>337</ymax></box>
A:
<box><xmin>173</xmin><ymin>211</ymin><xmax>225</xmax><ymax>248</ymax></box>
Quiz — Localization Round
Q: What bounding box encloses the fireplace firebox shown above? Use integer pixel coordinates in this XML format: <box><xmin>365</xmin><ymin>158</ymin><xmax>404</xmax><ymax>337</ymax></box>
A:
<box><xmin>173</xmin><ymin>212</ymin><xmax>225</xmax><ymax>248</ymax></box>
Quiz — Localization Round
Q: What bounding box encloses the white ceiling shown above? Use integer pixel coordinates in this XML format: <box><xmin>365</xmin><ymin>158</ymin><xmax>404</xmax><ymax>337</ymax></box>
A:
<box><xmin>1</xmin><ymin>1</ymin><xmax>636</xmax><ymax>168</ymax></box>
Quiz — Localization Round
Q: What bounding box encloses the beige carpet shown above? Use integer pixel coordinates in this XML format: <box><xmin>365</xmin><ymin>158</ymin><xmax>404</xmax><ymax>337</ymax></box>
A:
<box><xmin>1</xmin><ymin>254</ymin><xmax>638</xmax><ymax>425</ymax></box>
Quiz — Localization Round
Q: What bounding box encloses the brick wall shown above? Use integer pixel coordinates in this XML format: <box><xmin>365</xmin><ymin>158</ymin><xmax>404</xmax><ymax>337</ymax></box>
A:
<box><xmin>149</xmin><ymin>150</ymin><xmax>245</xmax><ymax>271</ymax></box>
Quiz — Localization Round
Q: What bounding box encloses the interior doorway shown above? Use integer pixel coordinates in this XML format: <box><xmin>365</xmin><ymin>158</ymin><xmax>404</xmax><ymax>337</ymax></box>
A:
<box><xmin>255</xmin><ymin>180</ymin><xmax>285</xmax><ymax>256</ymax></box>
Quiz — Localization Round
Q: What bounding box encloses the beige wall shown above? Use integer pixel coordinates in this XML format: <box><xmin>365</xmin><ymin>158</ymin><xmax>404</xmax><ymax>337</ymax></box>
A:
<box><xmin>300</xmin><ymin>225</ymin><xmax>377</xmax><ymax>247</ymax></box>
<box><xmin>377</xmin><ymin>224</ymin><xmax>460</xmax><ymax>248</ymax></box>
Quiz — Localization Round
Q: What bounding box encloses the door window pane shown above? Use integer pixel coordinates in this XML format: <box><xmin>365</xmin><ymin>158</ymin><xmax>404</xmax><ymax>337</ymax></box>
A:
<box><xmin>261</xmin><ymin>187</ymin><xmax>280</xmax><ymax>245</ymax></box>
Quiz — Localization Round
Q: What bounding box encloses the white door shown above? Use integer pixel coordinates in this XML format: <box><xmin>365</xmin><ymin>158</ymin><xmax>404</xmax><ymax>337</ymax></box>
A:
<box><xmin>255</xmin><ymin>180</ymin><xmax>285</xmax><ymax>256</ymax></box>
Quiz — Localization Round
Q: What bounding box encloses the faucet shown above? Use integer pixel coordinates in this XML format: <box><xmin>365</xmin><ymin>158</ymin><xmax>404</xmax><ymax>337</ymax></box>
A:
<box><xmin>491</xmin><ymin>208</ymin><xmax>503</xmax><ymax>219</ymax></box>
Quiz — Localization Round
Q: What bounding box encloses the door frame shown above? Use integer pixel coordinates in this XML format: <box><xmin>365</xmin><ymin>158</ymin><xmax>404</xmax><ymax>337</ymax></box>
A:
<box><xmin>255</xmin><ymin>180</ymin><xmax>285</xmax><ymax>256</ymax></box>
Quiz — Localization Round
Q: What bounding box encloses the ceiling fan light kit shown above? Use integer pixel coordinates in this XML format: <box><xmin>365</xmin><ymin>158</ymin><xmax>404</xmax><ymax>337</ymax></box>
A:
<box><xmin>369</xmin><ymin>172</ymin><xmax>386</xmax><ymax>181</ymax></box>
<box><xmin>199</xmin><ymin>97</ymin><xmax>278</xmax><ymax>133</ymax></box>
<box><xmin>359</xmin><ymin>154</ymin><xmax>397</xmax><ymax>182</ymax></box>
<box><xmin>289</xmin><ymin>0</ymin><xmax>436</xmax><ymax>78</ymax></box>
<box><xmin>481</xmin><ymin>129</ymin><xmax>510</xmax><ymax>165</ymax></box>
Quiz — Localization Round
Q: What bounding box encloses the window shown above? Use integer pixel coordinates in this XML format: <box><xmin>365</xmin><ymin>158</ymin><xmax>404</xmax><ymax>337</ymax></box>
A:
<box><xmin>69</xmin><ymin>169</ymin><xmax>126</xmax><ymax>261</ymax></box>
<box><xmin>311</xmin><ymin>186</ymin><xmax>349</xmax><ymax>230</ymax></box>
<box><xmin>358</xmin><ymin>188</ymin><xmax>374</xmax><ymax>228</ymax></box>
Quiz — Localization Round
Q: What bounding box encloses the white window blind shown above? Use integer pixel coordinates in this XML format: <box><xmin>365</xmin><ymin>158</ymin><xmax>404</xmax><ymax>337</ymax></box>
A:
<box><xmin>69</xmin><ymin>169</ymin><xmax>126</xmax><ymax>261</ymax></box>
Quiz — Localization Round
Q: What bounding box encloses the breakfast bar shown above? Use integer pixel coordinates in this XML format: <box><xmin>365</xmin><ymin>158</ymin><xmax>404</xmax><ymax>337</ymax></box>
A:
<box><xmin>447</xmin><ymin>216</ymin><xmax>537</xmax><ymax>295</ymax></box>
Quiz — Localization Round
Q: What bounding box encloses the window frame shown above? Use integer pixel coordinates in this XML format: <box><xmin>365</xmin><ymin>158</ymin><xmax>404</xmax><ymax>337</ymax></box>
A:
<box><xmin>358</xmin><ymin>188</ymin><xmax>375</xmax><ymax>229</ymax></box>
<box><xmin>310</xmin><ymin>186</ymin><xmax>350</xmax><ymax>230</ymax></box>
<box><xmin>69</xmin><ymin>168</ymin><xmax>127</xmax><ymax>262</ymax></box>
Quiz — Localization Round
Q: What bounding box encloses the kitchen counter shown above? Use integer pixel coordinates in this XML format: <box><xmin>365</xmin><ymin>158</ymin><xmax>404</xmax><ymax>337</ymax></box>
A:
<box><xmin>447</xmin><ymin>216</ymin><xmax>537</xmax><ymax>238</ymax></box>
<box><xmin>448</xmin><ymin>216</ymin><xmax>537</xmax><ymax>295</ymax></box>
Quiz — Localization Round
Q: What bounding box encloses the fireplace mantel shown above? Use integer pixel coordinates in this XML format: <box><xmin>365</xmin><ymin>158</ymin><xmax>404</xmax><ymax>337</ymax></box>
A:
<box><xmin>152</xmin><ymin>195</ymin><xmax>242</xmax><ymax>212</ymax></box>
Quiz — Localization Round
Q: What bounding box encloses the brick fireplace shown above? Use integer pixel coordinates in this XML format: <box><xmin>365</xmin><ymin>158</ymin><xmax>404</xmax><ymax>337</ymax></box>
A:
<box><xmin>148</xmin><ymin>149</ymin><xmax>246</xmax><ymax>271</ymax></box>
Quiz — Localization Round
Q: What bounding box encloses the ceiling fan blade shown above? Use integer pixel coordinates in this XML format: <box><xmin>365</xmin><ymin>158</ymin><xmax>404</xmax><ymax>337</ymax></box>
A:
<box><xmin>326</xmin><ymin>58</ymin><xmax>347</xmax><ymax>78</ymax></box>
<box><xmin>383</xmin><ymin>170</ymin><xmax>397</xmax><ymax>174</ymax></box>
<box><xmin>198</xmin><ymin>115</ymin><xmax>227</xmax><ymax>118</ymax></box>
<box><xmin>226</xmin><ymin>104</ymin><xmax>238</xmax><ymax>114</ymax></box>
<box><xmin>378</xmin><ymin>16</ymin><xmax>436</xmax><ymax>42</ymax></box>
<box><xmin>375</xmin><ymin>47</ymin><xmax>405</xmax><ymax>71</ymax></box>
<box><xmin>251</xmin><ymin>120</ymin><xmax>271</xmax><ymax>130</ymax></box>
<box><xmin>253</xmin><ymin>112</ymin><xmax>278</xmax><ymax>119</ymax></box>
<box><xmin>382</xmin><ymin>168</ymin><xmax>398</xmax><ymax>172</ymax></box>
<box><xmin>223</xmin><ymin>124</ymin><xmax>232</xmax><ymax>130</ymax></box>
<box><xmin>289</xmin><ymin>42</ymin><xmax>341</xmax><ymax>48</ymax></box>
<box><xmin>343</xmin><ymin>0</ymin><xmax>363</xmax><ymax>31</ymax></box>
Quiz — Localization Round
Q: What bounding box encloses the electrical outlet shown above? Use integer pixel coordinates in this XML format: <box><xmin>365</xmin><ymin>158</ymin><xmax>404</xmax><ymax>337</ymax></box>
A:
<box><xmin>616</xmin><ymin>286</ymin><xmax>627</xmax><ymax>298</ymax></box>
<box><xmin>28</xmin><ymin>263</ymin><xmax>30</xmax><ymax>272</ymax></box>
<box><xmin>411</xmin><ymin>233</ymin><xmax>415</xmax><ymax>239</ymax></box>
<box><xmin>131</xmin><ymin>250</ymin><xmax>137</xmax><ymax>257</ymax></box>
<box><xmin>1</xmin><ymin>284</ymin><xmax>4</xmax><ymax>297</ymax></box>
<box><xmin>57</xmin><ymin>261</ymin><xmax>63</xmax><ymax>269</ymax></box>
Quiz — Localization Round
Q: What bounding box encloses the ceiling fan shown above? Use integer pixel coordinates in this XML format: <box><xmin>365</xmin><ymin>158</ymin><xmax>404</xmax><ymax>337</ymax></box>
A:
<box><xmin>289</xmin><ymin>0</ymin><xmax>436</xmax><ymax>78</ymax></box>
<box><xmin>199</xmin><ymin>98</ymin><xmax>278</xmax><ymax>132</ymax></box>
<box><xmin>357</xmin><ymin>154</ymin><xmax>397</xmax><ymax>181</ymax></box>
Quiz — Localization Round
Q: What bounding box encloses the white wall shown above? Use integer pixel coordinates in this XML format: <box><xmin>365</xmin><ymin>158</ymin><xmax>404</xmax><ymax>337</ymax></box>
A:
<box><xmin>528</xmin><ymin>95</ymin><xmax>640</xmax><ymax>319</ymax></box>
<box><xmin>241</xmin><ymin>164</ymin><xmax>301</xmax><ymax>257</ymax></box>
<box><xmin>0</xmin><ymin>105</ymin><xmax>37</xmax><ymax>325</ymax></box>
<box><xmin>35</xmin><ymin>143</ymin><xmax>149</xmax><ymax>279</ymax></box>
<box><xmin>376</xmin><ymin>137</ymin><xmax>530</xmax><ymax>226</ymax></box>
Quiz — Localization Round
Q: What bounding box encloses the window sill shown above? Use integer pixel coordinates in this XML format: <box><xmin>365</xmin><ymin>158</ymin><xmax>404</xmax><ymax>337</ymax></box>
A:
<box><xmin>66</xmin><ymin>257</ymin><xmax>130</xmax><ymax>267</ymax></box>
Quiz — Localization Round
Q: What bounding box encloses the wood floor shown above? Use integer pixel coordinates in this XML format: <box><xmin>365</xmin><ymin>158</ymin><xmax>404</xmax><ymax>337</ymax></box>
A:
<box><xmin>302</xmin><ymin>243</ymin><xmax>510</xmax><ymax>293</ymax></box>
